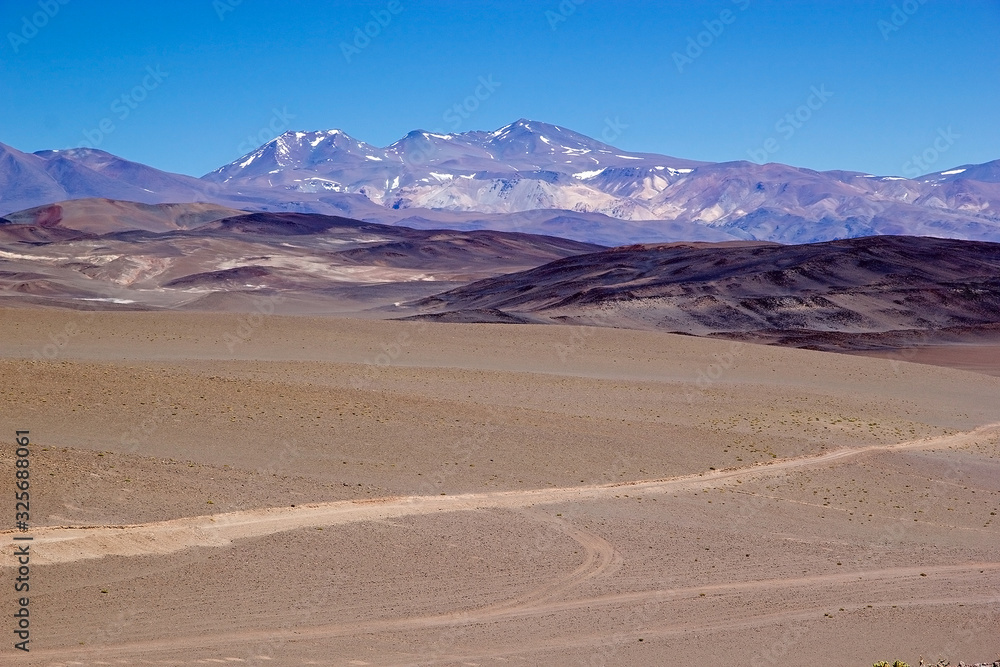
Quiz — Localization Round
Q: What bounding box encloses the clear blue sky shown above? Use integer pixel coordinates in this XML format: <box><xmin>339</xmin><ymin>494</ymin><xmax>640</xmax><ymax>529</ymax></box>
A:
<box><xmin>1</xmin><ymin>0</ymin><xmax>997</xmax><ymax>177</ymax></box>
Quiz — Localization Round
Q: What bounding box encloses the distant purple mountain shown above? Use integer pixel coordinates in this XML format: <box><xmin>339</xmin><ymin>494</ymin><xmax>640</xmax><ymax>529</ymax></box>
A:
<box><xmin>0</xmin><ymin>141</ymin><xmax>389</xmax><ymax>222</ymax></box>
<box><xmin>1</xmin><ymin>144</ymin><xmax>211</xmax><ymax>213</ymax></box>
<box><xmin>3</xmin><ymin>120</ymin><xmax>1000</xmax><ymax>245</ymax></box>
<box><xmin>919</xmin><ymin>159</ymin><xmax>1000</xmax><ymax>183</ymax></box>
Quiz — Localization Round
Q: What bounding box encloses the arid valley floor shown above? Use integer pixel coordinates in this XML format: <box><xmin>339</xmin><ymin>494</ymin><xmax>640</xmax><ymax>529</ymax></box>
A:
<box><xmin>1</xmin><ymin>309</ymin><xmax>998</xmax><ymax>665</ymax></box>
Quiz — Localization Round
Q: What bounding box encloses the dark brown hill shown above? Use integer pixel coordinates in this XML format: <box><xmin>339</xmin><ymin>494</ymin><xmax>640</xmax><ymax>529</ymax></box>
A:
<box><xmin>410</xmin><ymin>236</ymin><xmax>1000</xmax><ymax>350</ymax></box>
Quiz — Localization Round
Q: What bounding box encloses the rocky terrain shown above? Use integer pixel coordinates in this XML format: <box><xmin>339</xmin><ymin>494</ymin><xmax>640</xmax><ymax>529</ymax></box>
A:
<box><xmin>408</xmin><ymin>235</ymin><xmax>1000</xmax><ymax>351</ymax></box>
<box><xmin>0</xmin><ymin>200</ymin><xmax>602</xmax><ymax>313</ymax></box>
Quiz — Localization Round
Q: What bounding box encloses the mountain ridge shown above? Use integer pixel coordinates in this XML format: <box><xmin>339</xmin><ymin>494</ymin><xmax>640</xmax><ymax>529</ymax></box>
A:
<box><xmin>406</xmin><ymin>235</ymin><xmax>1000</xmax><ymax>351</ymax></box>
<box><xmin>3</xmin><ymin>119</ymin><xmax>1000</xmax><ymax>245</ymax></box>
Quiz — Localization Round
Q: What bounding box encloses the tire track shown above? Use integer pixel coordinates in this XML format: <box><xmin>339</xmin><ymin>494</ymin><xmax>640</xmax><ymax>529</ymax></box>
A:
<box><xmin>486</xmin><ymin>508</ymin><xmax>618</xmax><ymax>613</ymax></box>
<box><xmin>4</xmin><ymin>422</ymin><xmax>998</xmax><ymax>566</ymax></box>
<box><xmin>26</xmin><ymin>562</ymin><xmax>1000</xmax><ymax>661</ymax></box>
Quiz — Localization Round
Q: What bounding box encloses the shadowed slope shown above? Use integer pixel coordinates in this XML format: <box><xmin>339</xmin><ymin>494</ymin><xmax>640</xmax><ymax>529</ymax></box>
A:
<box><xmin>411</xmin><ymin>235</ymin><xmax>1000</xmax><ymax>349</ymax></box>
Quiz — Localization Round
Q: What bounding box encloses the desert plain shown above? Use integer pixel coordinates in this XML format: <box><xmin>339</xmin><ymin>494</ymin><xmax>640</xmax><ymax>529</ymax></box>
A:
<box><xmin>1</xmin><ymin>307</ymin><xmax>998</xmax><ymax>665</ymax></box>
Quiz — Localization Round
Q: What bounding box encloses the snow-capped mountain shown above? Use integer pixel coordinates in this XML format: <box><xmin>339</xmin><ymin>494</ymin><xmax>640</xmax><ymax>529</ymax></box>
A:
<box><xmin>919</xmin><ymin>159</ymin><xmax>1000</xmax><ymax>184</ymax></box>
<box><xmin>201</xmin><ymin>120</ymin><xmax>1000</xmax><ymax>243</ymax></box>
<box><xmin>204</xmin><ymin>119</ymin><xmax>707</xmax><ymax>220</ymax></box>
<box><xmin>3</xmin><ymin>120</ymin><xmax>1000</xmax><ymax>245</ymax></box>
<box><xmin>0</xmin><ymin>141</ymin><xmax>389</xmax><ymax>222</ymax></box>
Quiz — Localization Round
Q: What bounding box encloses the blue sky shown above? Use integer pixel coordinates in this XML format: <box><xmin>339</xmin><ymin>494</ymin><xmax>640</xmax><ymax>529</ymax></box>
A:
<box><xmin>1</xmin><ymin>0</ymin><xmax>997</xmax><ymax>177</ymax></box>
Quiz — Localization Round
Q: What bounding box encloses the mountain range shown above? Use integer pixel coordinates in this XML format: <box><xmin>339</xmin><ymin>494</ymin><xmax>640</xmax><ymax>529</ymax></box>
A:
<box><xmin>4</xmin><ymin>199</ymin><xmax>999</xmax><ymax>353</ymax></box>
<box><xmin>0</xmin><ymin>201</ymin><xmax>601</xmax><ymax>314</ymax></box>
<box><xmin>3</xmin><ymin>119</ymin><xmax>1000</xmax><ymax>245</ymax></box>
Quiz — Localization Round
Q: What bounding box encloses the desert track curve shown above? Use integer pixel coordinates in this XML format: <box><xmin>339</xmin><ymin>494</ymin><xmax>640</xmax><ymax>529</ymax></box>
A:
<box><xmin>11</xmin><ymin>422</ymin><xmax>1000</xmax><ymax>661</ymax></box>
<box><xmin>5</xmin><ymin>422</ymin><xmax>998</xmax><ymax>566</ymax></box>
<box><xmin>24</xmin><ymin>562</ymin><xmax>1000</xmax><ymax>661</ymax></box>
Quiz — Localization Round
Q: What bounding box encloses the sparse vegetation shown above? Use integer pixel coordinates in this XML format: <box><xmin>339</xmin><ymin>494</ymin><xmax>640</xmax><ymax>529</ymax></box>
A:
<box><xmin>872</xmin><ymin>661</ymin><xmax>1000</xmax><ymax>667</ymax></box>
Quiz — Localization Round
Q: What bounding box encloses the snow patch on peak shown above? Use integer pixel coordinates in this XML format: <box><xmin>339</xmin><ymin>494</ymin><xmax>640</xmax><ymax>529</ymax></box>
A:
<box><xmin>489</xmin><ymin>121</ymin><xmax>520</xmax><ymax>138</ymax></box>
<box><xmin>238</xmin><ymin>151</ymin><xmax>264</xmax><ymax>169</ymax></box>
<box><xmin>940</xmin><ymin>168</ymin><xmax>966</xmax><ymax>175</ymax></box>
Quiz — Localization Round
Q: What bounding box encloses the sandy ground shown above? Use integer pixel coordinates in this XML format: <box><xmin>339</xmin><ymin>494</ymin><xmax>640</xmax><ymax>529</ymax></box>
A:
<box><xmin>851</xmin><ymin>344</ymin><xmax>1000</xmax><ymax>378</ymax></box>
<box><xmin>0</xmin><ymin>308</ymin><xmax>998</xmax><ymax>665</ymax></box>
